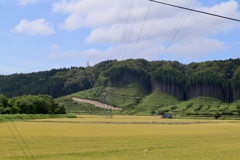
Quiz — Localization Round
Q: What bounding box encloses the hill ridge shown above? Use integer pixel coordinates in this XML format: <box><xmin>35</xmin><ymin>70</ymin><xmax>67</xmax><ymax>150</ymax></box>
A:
<box><xmin>1</xmin><ymin>58</ymin><xmax>240</xmax><ymax>103</ymax></box>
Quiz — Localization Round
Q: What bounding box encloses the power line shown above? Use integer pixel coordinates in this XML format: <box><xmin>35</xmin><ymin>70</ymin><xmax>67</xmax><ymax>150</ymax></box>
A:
<box><xmin>149</xmin><ymin>0</ymin><xmax>240</xmax><ymax>22</ymax></box>
<box><xmin>131</xmin><ymin>1</ymin><xmax>152</xmax><ymax>57</ymax></box>
<box><xmin>11</xmin><ymin>121</ymin><xmax>35</xmax><ymax>160</ymax></box>
<box><xmin>156</xmin><ymin>0</ymin><xmax>197</xmax><ymax>60</ymax></box>
<box><xmin>6</xmin><ymin>122</ymin><xmax>30</xmax><ymax>160</ymax></box>
<box><xmin>122</xmin><ymin>0</ymin><xmax>143</xmax><ymax>60</ymax></box>
<box><xmin>118</xmin><ymin>0</ymin><xmax>134</xmax><ymax>59</ymax></box>
<box><xmin>137</xmin><ymin>0</ymin><xmax>165</xmax><ymax>58</ymax></box>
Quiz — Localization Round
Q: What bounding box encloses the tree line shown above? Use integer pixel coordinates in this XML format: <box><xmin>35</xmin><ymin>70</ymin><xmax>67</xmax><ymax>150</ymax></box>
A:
<box><xmin>1</xmin><ymin>58</ymin><xmax>240</xmax><ymax>102</ymax></box>
<box><xmin>0</xmin><ymin>94</ymin><xmax>65</xmax><ymax>114</ymax></box>
<box><xmin>98</xmin><ymin>58</ymin><xmax>240</xmax><ymax>102</ymax></box>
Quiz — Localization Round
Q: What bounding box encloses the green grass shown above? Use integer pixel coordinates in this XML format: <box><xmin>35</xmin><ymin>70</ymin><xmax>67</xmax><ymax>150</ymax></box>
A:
<box><xmin>173</xmin><ymin>96</ymin><xmax>222</xmax><ymax>113</ymax></box>
<box><xmin>56</xmin><ymin>85</ymin><xmax>240</xmax><ymax>117</ymax></box>
<box><xmin>134</xmin><ymin>92</ymin><xmax>179</xmax><ymax>115</ymax></box>
<box><xmin>55</xmin><ymin>95</ymin><xmax>107</xmax><ymax>114</ymax></box>
<box><xmin>58</xmin><ymin>84</ymin><xmax>149</xmax><ymax>114</ymax></box>
<box><xmin>1</xmin><ymin>115</ymin><xmax>240</xmax><ymax>160</ymax></box>
<box><xmin>70</xmin><ymin>86</ymin><xmax>104</xmax><ymax>101</ymax></box>
<box><xmin>0</xmin><ymin>114</ymin><xmax>72</xmax><ymax>123</ymax></box>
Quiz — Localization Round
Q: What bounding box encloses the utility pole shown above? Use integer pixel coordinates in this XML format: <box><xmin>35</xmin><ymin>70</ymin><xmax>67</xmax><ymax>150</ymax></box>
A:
<box><xmin>101</xmin><ymin>87</ymin><xmax>106</xmax><ymax>116</ymax></box>
<box><xmin>107</xmin><ymin>80</ymin><xmax>112</xmax><ymax>119</ymax></box>
<box><xmin>87</xmin><ymin>61</ymin><xmax>90</xmax><ymax>68</ymax></box>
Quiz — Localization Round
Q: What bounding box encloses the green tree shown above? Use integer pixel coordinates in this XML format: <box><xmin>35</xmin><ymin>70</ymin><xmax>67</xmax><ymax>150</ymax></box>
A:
<box><xmin>0</xmin><ymin>94</ymin><xmax>8</xmax><ymax>108</ymax></box>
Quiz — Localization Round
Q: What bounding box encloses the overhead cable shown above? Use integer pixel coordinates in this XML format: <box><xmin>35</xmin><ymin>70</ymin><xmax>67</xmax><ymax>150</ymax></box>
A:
<box><xmin>131</xmin><ymin>1</ymin><xmax>152</xmax><ymax>57</ymax></box>
<box><xmin>118</xmin><ymin>0</ymin><xmax>134</xmax><ymax>59</ymax></box>
<box><xmin>156</xmin><ymin>0</ymin><xmax>197</xmax><ymax>60</ymax></box>
<box><xmin>6</xmin><ymin>122</ymin><xmax>30</xmax><ymax>160</ymax></box>
<box><xmin>149</xmin><ymin>0</ymin><xmax>240</xmax><ymax>22</ymax></box>
<box><xmin>122</xmin><ymin>0</ymin><xmax>143</xmax><ymax>60</ymax></box>
<box><xmin>11</xmin><ymin>121</ymin><xmax>35</xmax><ymax>160</ymax></box>
<box><xmin>137</xmin><ymin>0</ymin><xmax>165</xmax><ymax>58</ymax></box>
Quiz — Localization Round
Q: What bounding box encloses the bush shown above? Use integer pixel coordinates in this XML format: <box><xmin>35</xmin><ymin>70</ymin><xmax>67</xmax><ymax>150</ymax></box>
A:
<box><xmin>237</xmin><ymin>110</ymin><xmax>240</xmax><ymax>117</ymax></box>
<box><xmin>66</xmin><ymin>114</ymin><xmax>77</xmax><ymax>118</ymax></box>
<box><xmin>213</xmin><ymin>112</ymin><xmax>221</xmax><ymax>119</ymax></box>
<box><xmin>171</xmin><ymin>106</ymin><xmax>177</xmax><ymax>110</ymax></box>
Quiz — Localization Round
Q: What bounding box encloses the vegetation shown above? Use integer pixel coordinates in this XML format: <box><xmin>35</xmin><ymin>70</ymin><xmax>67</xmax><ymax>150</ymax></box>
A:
<box><xmin>0</xmin><ymin>94</ymin><xmax>65</xmax><ymax>114</ymax></box>
<box><xmin>0</xmin><ymin>114</ymin><xmax>71</xmax><ymax>122</ymax></box>
<box><xmin>1</xmin><ymin>115</ymin><xmax>240</xmax><ymax>159</ymax></box>
<box><xmin>214</xmin><ymin>112</ymin><xmax>221</xmax><ymax>119</ymax></box>
<box><xmin>1</xmin><ymin>58</ymin><xmax>240</xmax><ymax>102</ymax></box>
<box><xmin>58</xmin><ymin>87</ymin><xmax>240</xmax><ymax>117</ymax></box>
<box><xmin>56</xmin><ymin>95</ymin><xmax>110</xmax><ymax>115</ymax></box>
<box><xmin>1</xmin><ymin>58</ymin><xmax>240</xmax><ymax>116</ymax></box>
<box><xmin>134</xmin><ymin>92</ymin><xmax>179</xmax><ymax>115</ymax></box>
<box><xmin>66</xmin><ymin>83</ymin><xmax>149</xmax><ymax>115</ymax></box>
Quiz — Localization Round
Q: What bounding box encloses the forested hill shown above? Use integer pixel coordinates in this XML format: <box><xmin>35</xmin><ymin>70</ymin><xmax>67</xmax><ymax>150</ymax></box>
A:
<box><xmin>1</xmin><ymin>58</ymin><xmax>240</xmax><ymax>102</ymax></box>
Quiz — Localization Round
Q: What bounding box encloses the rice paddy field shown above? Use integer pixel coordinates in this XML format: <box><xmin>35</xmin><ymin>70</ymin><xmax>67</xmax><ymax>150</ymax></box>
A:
<box><xmin>0</xmin><ymin>115</ymin><xmax>240</xmax><ymax>160</ymax></box>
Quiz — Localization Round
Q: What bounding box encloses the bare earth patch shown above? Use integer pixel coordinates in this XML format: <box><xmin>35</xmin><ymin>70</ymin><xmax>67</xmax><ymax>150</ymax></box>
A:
<box><xmin>72</xmin><ymin>97</ymin><xmax>122</xmax><ymax>111</ymax></box>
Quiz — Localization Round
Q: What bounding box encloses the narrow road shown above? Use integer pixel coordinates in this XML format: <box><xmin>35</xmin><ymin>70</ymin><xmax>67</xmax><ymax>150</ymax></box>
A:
<box><xmin>72</xmin><ymin>97</ymin><xmax>122</xmax><ymax>111</ymax></box>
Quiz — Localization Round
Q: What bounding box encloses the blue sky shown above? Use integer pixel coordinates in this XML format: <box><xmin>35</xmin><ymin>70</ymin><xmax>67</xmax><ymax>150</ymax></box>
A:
<box><xmin>0</xmin><ymin>0</ymin><xmax>240</xmax><ymax>74</ymax></box>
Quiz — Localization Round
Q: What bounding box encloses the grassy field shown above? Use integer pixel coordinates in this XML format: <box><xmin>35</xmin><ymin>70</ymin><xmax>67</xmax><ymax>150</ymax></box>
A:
<box><xmin>56</xmin><ymin>84</ymin><xmax>240</xmax><ymax>116</ymax></box>
<box><xmin>135</xmin><ymin>92</ymin><xmax>179</xmax><ymax>115</ymax></box>
<box><xmin>0</xmin><ymin>115</ymin><xmax>240</xmax><ymax>160</ymax></box>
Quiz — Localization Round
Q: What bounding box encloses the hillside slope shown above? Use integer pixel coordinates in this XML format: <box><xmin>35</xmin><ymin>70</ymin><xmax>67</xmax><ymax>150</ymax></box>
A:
<box><xmin>57</xmin><ymin>85</ymin><xmax>240</xmax><ymax>117</ymax></box>
<box><xmin>1</xmin><ymin>58</ymin><xmax>240</xmax><ymax>104</ymax></box>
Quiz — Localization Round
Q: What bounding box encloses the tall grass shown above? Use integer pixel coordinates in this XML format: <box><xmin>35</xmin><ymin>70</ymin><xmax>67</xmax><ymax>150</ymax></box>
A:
<box><xmin>0</xmin><ymin>116</ymin><xmax>240</xmax><ymax>160</ymax></box>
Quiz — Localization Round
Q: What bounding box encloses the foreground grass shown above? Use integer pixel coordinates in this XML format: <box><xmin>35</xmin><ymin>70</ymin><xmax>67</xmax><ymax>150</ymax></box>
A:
<box><xmin>0</xmin><ymin>115</ymin><xmax>240</xmax><ymax>160</ymax></box>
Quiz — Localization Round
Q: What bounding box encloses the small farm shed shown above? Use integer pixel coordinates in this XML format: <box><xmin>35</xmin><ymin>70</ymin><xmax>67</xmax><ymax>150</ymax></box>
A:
<box><xmin>162</xmin><ymin>113</ymin><xmax>172</xmax><ymax>119</ymax></box>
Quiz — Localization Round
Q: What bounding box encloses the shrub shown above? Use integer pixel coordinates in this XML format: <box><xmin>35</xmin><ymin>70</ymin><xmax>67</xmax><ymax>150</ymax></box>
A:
<box><xmin>171</xmin><ymin>106</ymin><xmax>177</xmax><ymax>110</ymax></box>
<box><xmin>213</xmin><ymin>112</ymin><xmax>221</xmax><ymax>119</ymax></box>
<box><xmin>237</xmin><ymin>110</ymin><xmax>240</xmax><ymax>117</ymax></box>
<box><xmin>66</xmin><ymin>114</ymin><xmax>77</xmax><ymax>118</ymax></box>
<box><xmin>236</xmin><ymin>105</ymin><xmax>240</xmax><ymax>110</ymax></box>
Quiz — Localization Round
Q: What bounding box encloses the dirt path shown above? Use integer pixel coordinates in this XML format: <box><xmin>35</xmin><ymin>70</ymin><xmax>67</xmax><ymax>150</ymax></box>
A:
<box><xmin>72</xmin><ymin>97</ymin><xmax>122</xmax><ymax>111</ymax></box>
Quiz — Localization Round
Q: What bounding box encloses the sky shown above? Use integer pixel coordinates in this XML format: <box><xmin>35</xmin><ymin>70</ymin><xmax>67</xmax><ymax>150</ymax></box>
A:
<box><xmin>0</xmin><ymin>0</ymin><xmax>240</xmax><ymax>75</ymax></box>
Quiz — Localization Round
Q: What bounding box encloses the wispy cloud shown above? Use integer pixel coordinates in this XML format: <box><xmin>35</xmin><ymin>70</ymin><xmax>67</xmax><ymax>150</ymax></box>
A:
<box><xmin>11</xmin><ymin>18</ymin><xmax>55</xmax><ymax>36</ymax></box>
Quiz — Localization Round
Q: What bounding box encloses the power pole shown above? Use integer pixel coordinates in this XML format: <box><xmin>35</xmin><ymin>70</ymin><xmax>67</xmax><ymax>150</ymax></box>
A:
<box><xmin>107</xmin><ymin>80</ymin><xmax>112</xmax><ymax>119</ymax></box>
<box><xmin>87</xmin><ymin>61</ymin><xmax>90</xmax><ymax>68</ymax></box>
<box><xmin>101</xmin><ymin>87</ymin><xmax>106</xmax><ymax>116</ymax></box>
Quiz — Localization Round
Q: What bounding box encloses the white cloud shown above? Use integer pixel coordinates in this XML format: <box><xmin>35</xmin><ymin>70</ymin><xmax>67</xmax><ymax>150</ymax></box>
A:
<box><xmin>168</xmin><ymin>38</ymin><xmax>227</xmax><ymax>59</ymax></box>
<box><xmin>86</xmin><ymin>25</ymin><xmax>123</xmax><ymax>44</ymax></box>
<box><xmin>18</xmin><ymin>0</ymin><xmax>42</xmax><ymax>6</ymax></box>
<box><xmin>11</xmin><ymin>19</ymin><xmax>55</xmax><ymax>36</ymax></box>
<box><xmin>52</xmin><ymin>0</ymin><xmax>240</xmax><ymax>62</ymax></box>
<box><xmin>58</xmin><ymin>14</ymin><xmax>83</xmax><ymax>31</ymax></box>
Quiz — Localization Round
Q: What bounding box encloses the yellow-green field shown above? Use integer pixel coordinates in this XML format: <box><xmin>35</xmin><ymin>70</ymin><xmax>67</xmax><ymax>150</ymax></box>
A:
<box><xmin>0</xmin><ymin>115</ymin><xmax>240</xmax><ymax>160</ymax></box>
